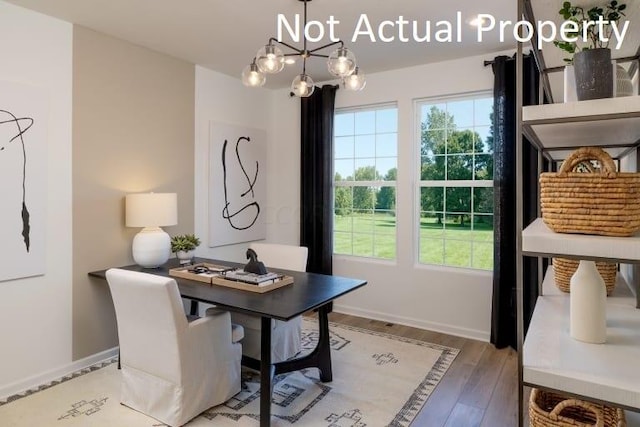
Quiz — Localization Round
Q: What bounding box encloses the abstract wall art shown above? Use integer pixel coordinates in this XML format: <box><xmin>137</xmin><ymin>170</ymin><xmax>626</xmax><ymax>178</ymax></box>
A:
<box><xmin>0</xmin><ymin>81</ymin><xmax>47</xmax><ymax>282</ymax></box>
<box><xmin>208</xmin><ymin>122</ymin><xmax>266</xmax><ymax>247</ymax></box>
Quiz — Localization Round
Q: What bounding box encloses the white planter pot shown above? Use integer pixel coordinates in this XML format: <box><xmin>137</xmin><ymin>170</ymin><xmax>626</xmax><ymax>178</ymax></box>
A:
<box><xmin>176</xmin><ymin>250</ymin><xmax>195</xmax><ymax>265</ymax></box>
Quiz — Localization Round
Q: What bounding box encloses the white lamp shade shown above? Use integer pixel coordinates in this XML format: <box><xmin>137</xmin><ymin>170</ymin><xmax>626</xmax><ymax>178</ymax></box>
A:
<box><xmin>126</xmin><ymin>193</ymin><xmax>177</xmax><ymax>227</ymax></box>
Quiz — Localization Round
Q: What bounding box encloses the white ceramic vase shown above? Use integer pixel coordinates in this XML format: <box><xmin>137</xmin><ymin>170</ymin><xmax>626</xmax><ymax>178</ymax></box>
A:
<box><xmin>176</xmin><ymin>250</ymin><xmax>195</xmax><ymax>265</ymax></box>
<box><xmin>570</xmin><ymin>260</ymin><xmax>607</xmax><ymax>344</ymax></box>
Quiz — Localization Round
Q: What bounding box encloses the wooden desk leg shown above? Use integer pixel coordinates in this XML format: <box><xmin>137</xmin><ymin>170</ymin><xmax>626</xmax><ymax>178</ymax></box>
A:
<box><xmin>260</xmin><ymin>316</ymin><xmax>273</xmax><ymax>427</ymax></box>
<box><xmin>317</xmin><ymin>304</ymin><xmax>333</xmax><ymax>382</ymax></box>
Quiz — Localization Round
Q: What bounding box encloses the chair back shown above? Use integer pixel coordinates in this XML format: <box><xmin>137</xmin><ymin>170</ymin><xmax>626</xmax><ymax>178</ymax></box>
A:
<box><xmin>249</xmin><ymin>242</ymin><xmax>308</xmax><ymax>272</ymax></box>
<box><xmin>106</xmin><ymin>268</ymin><xmax>187</xmax><ymax>383</ymax></box>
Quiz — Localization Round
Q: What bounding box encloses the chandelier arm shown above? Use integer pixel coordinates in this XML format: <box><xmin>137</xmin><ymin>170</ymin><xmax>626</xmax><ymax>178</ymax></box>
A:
<box><xmin>267</xmin><ymin>38</ymin><xmax>304</xmax><ymax>55</ymax></box>
<box><xmin>308</xmin><ymin>53</ymin><xmax>330</xmax><ymax>59</ymax></box>
<box><xmin>307</xmin><ymin>40</ymin><xmax>344</xmax><ymax>54</ymax></box>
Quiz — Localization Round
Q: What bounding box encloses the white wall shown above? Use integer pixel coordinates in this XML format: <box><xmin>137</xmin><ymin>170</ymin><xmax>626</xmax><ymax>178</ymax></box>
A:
<box><xmin>194</xmin><ymin>66</ymin><xmax>277</xmax><ymax>263</ymax></box>
<box><xmin>270</xmin><ymin>52</ymin><xmax>512</xmax><ymax>341</ymax></box>
<box><xmin>0</xmin><ymin>1</ymin><xmax>73</xmax><ymax>393</ymax></box>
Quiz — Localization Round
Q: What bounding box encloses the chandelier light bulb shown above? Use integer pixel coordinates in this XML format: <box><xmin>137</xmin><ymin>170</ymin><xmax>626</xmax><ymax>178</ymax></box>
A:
<box><xmin>291</xmin><ymin>74</ymin><xmax>315</xmax><ymax>98</ymax></box>
<box><xmin>328</xmin><ymin>47</ymin><xmax>356</xmax><ymax>78</ymax></box>
<box><xmin>256</xmin><ymin>44</ymin><xmax>285</xmax><ymax>74</ymax></box>
<box><xmin>344</xmin><ymin>68</ymin><xmax>366</xmax><ymax>91</ymax></box>
<box><xmin>241</xmin><ymin>63</ymin><xmax>266</xmax><ymax>87</ymax></box>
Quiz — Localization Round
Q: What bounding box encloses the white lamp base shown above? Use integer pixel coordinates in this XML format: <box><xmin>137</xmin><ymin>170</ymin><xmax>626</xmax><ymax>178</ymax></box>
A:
<box><xmin>132</xmin><ymin>227</ymin><xmax>171</xmax><ymax>268</ymax></box>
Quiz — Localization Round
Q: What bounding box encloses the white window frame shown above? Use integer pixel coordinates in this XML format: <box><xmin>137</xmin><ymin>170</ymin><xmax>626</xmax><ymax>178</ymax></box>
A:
<box><xmin>413</xmin><ymin>91</ymin><xmax>494</xmax><ymax>271</ymax></box>
<box><xmin>333</xmin><ymin>102</ymin><xmax>398</xmax><ymax>260</ymax></box>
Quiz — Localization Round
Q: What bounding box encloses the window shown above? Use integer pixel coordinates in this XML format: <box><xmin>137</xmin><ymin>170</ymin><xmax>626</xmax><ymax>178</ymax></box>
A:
<box><xmin>333</xmin><ymin>105</ymin><xmax>398</xmax><ymax>259</ymax></box>
<box><xmin>417</xmin><ymin>94</ymin><xmax>494</xmax><ymax>270</ymax></box>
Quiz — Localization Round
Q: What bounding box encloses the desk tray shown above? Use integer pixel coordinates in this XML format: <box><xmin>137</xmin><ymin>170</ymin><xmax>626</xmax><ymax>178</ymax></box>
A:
<box><xmin>169</xmin><ymin>263</ymin><xmax>293</xmax><ymax>293</ymax></box>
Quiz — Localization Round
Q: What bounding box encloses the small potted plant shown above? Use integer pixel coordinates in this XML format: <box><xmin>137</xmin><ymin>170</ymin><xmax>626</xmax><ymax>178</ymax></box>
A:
<box><xmin>170</xmin><ymin>234</ymin><xmax>201</xmax><ymax>264</ymax></box>
<box><xmin>554</xmin><ymin>1</ymin><xmax>627</xmax><ymax>101</ymax></box>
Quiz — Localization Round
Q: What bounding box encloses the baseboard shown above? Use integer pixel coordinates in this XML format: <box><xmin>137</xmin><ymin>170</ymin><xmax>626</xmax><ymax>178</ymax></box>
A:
<box><xmin>333</xmin><ymin>304</ymin><xmax>490</xmax><ymax>342</ymax></box>
<box><xmin>0</xmin><ymin>347</ymin><xmax>118</xmax><ymax>401</ymax></box>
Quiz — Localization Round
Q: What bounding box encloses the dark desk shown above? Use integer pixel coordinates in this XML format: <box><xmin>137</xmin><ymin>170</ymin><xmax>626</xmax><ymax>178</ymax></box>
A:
<box><xmin>89</xmin><ymin>257</ymin><xmax>367</xmax><ymax>427</ymax></box>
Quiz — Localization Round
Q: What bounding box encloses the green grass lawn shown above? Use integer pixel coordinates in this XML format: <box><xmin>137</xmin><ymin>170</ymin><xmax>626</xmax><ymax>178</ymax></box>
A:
<box><xmin>334</xmin><ymin>213</ymin><xmax>493</xmax><ymax>270</ymax></box>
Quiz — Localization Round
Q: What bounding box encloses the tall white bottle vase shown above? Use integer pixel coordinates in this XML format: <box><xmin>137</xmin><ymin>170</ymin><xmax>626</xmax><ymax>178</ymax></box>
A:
<box><xmin>570</xmin><ymin>260</ymin><xmax>607</xmax><ymax>344</ymax></box>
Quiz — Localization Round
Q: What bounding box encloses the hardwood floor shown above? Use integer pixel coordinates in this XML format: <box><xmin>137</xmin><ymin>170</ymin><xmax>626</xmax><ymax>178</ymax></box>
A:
<box><xmin>327</xmin><ymin>312</ymin><xmax>519</xmax><ymax>427</ymax></box>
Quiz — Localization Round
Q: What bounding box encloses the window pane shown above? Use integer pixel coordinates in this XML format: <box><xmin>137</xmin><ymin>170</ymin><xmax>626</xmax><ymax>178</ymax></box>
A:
<box><xmin>474</xmin><ymin>98</ymin><xmax>493</xmax><ymax>126</ymax></box>
<box><xmin>420</xmin><ymin>238</ymin><xmax>444</xmax><ymax>265</ymax></box>
<box><xmin>447</xmin><ymin>155</ymin><xmax>473</xmax><ymax>180</ymax></box>
<box><xmin>334</xmin><ymin>113</ymin><xmax>354</xmax><ymax>137</ymax></box>
<box><xmin>334</xmin><ymin>186</ymin><xmax>353</xmax><ymax>216</ymax></box>
<box><xmin>446</xmin><ymin>187</ymin><xmax>471</xmax><ymax>213</ymax></box>
<box><xmin>354</xmin><ymin>161</ymin><xmax>377</xmax><ymax>180</ymax></box>
<box><xmin>377</xmin><ymin>159</ymin><xmax>396</xmax><ymax>180</ymax></box>
<box><xmin>375</xmin><ymin>186</ymin><xmax>396</xmax><ymax>211</ymax></box>
<box><xmin>334</xmin><ymin>104</ymin><xmax>398</xmax><ymax>261</ymax></box>
<box><xmin>335</xmin><ymin>136</ymin><xmax>354</xmax><ymax>159</ymax></box>
<box><xmin>376</xmin><ymin>133</ymin><xmax>397</xmax><ymax>157</ymax></box>
<box><xmin>445</xmin><ymin>240</ymin><xmax>472</xmax><ymax>268</ymax></box>
<box><xmin>474</xmin><ymin>154</ymin><xmax>492</xmax><ymax>180</ymax></box>
<box><xmin>472</xmin><ymin>242</ymin><xmax>493</xmax><ymax>269</ymax></box>
<box><xmin>422</xmin><ymin>129</ymin><xmax>446</xmax><ymax>155</ymax></box>
<box><xmin>421</xmin><ymin>187</ymin><xmax>444</xmax><ymax>212</ymax></box>
<box><xmin>472</xmin><ymin>214</ymin><xmax>493</xmax><ymax>241</ymax></box>
<box><xmin>353</xmin><ymin>233</ymin><xmax>374</xmax><ymax>257</ymax></box>
<box><xmin>417</xmin><ymin>94</ymin><xmax>493</xmax><ymax>271</ymax></box>
<box><xmin>420</xmin><ymin>212</ymin><xmax>444</xmax><ymax>237</ymax></box>
<box><xmin>376</xmin><ymin>108</ymin><xmax>398</xmax><ymax>133</ymax></box>
<box><xmin>334</xmin><ymin>231</ymin><xmax>352</xmax><ymax>255</ymax></box>
<box><xmin>473</xmin><ymin>188</ymin><xmax>493</xmax><ymax>214</ymax></box>
<box><xmin>354</xmin><ymin>110</ymin><xmax>375</xmax><ymax>134</ymax></box>
<box><xmin>335</xmin><ymin>159</ymin><xmax>354</xmax><ymax>180</ymax></box>
<box><xmin>355</xmin><ymin>134</ymin><xmax>375</xmax><ymax>158</ymax></box>
<box><xmin>421</xmin><ymin>155</ymin><xmax>445</xmax><ymax>180</ymax></box>
<box><xmin>475</xmin><ymin>126</ymin><xmax>492</xmax><ymax>153</ymax></box>
<box><xmin>447</xmin><ymin>100</ymin><xmax>474</xmax><ymax>127</ymax></box>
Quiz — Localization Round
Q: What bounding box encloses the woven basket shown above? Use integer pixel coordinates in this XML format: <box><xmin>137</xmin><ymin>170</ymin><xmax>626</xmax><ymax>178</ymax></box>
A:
<box><xmin>553</xmin><ymin>258</ymin><xmax>617</xmax><ymax>296</ymax></box>
<box><xmin>529</xmin><ymin>388</ymin><xmax>626</xmax><ymax>427</ymax></box>
<box><xmin>540</xmin><ymin>147</ymin><xmax>640</xmax><ymax>237</ymax></box>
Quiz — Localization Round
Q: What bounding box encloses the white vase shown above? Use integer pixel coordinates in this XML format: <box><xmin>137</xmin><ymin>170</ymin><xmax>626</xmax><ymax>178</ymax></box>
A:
<box><xmin>570</xmin><ymin>260</ymin><xmax>607</xmax><ymax>344</ymax></box>
<box><xmin>176</xmin><ymin>250</ymin><xmax>195</xmax><ymax>265</ymax></box>
<box><xmin>564</xmin><ymin>65</ymin><xmax>577</xmax><ymax>102</ymax></box>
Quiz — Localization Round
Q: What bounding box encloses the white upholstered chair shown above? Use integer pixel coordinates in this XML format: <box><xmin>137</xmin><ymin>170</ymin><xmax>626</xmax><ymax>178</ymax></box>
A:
<box><xmin>231</xmin><ymin>242</ymin><xmax>308</xmax><ymax>363</ymax></box>
<box><xmin>106</xmin><ymin>268</ymin><xmax>243</xmax><ymax>427</ymax></box>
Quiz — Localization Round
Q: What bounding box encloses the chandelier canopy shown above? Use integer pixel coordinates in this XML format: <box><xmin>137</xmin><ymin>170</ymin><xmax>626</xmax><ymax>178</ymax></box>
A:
<box><xmin>242</xmin><ymin>0</ymin><xmax>366</xmax><ymax>97</ymax></box>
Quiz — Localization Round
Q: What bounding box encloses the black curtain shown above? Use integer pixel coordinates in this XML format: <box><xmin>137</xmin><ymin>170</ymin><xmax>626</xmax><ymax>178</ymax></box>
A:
<box><xmin>491</xmin><ymin>55</ymin><xmax>543</xmax><ymax>349</ymax></box>
<box><xmin>300</xmin><ymin>85</ymin><xmax>338</xmax><ymax>275</ymax></box>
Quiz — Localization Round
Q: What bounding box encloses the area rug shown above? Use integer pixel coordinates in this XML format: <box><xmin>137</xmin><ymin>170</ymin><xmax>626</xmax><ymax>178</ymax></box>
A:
<box><xmin>0</xmin><ymin>319</ymin><xmax>458</xmax><ymax>426</ymax></box>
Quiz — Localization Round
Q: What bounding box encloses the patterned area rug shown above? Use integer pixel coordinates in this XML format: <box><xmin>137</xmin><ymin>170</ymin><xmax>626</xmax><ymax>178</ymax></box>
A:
<box><xmin>0</xmin><ymin>319</ymin><xmax>458</xmax><ymax>426</ymax></box>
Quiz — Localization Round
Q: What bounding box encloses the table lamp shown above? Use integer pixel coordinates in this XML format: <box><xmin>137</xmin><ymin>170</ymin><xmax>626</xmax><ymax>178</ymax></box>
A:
<box><xmin>125</xmin><ymin>192</ymin><xmax>177</xmax><ymax>268</ymax></box>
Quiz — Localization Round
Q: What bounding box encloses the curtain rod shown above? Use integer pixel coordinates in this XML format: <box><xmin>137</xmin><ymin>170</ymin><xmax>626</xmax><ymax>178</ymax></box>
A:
<box><xmin>483</xmin><ymin>53</ymin><xmax>531</xmax><ymax>67</ymax></box>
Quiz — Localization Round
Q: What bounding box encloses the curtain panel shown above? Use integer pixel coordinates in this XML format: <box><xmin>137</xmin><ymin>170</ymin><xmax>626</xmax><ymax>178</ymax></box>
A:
<box><xmin>490</xmin><ymin>55</ymin><xmax>543</xmax><ymax>349</ymax></box>
<box><xmin>300</xmin><ymin>85</ymin><xmax>338</xmax><ymax>275</ymax></box>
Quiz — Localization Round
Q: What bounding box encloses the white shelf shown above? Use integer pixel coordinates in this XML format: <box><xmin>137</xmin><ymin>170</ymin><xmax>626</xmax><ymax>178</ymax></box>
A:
<box><xmin>522</xmin><ymin>218</ymin><xmax>640</xmax><ymax>262</ymax></box>
<box><xmin>542</xmin><ymin>266</ymin><xmax>633</xmax><ymax>306</ymax></box>
<box><xmin>523</xmin><ymin>270</ymin><xmax>640</xmax><ymax>409</ymax></box>
<box><xmin>522</xmin><ymin>96</ymin><xmax>640</xmax><ymax>160</ymax></box>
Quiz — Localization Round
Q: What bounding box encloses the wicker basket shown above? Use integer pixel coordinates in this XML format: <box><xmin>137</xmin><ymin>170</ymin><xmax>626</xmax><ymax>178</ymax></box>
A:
<box><xmin>553</xmin><ymin>258</ymin><xmax>617</xmax><ymax>296</ymax></box>
<box><xmin>529</xmin><ymin>388</ymin><xmax>626</xmax><ymax>427</ymax></box>
<box><xmin>540</xmin><ymin>147</ymin><xmax>640</xmax><ymax>237</ymax></box>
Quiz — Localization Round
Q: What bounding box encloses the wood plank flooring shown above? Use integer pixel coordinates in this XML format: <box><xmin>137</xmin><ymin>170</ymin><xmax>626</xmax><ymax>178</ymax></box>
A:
<box><xmin>327</xmin><ymin>312</ymin><xmax>518</xmax><ymax>427</ymax></box>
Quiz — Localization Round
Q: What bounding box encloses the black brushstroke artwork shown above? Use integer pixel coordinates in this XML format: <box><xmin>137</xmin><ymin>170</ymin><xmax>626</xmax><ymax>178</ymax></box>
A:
<box><xmin>0</xmin><ymin>110</ymin><xmax>34</xmax><ymax>252</ymax></box>
<box><xmin>221</xmin><ymin>136</ymin><xmax>260</xmax><ymax>230</ymax></box>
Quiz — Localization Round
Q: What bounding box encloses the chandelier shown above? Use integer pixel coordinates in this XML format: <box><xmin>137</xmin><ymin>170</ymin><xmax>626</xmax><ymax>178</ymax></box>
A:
<box><xmin>241</xmin><ymin>0</ymin><xmax>366</xmax><ymax>97</ymax></box>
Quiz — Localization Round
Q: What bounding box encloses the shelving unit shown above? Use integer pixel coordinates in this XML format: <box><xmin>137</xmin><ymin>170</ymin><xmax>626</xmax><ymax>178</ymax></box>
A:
<box><xmin>515</xmin><ymin>32</ymin><xmax>640</xmax><ymax>426</ymax></box>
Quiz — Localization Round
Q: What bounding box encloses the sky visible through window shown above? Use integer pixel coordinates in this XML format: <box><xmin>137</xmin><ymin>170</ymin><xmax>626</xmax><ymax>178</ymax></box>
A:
<box><xmin>334</xmin><ymin>107</ymin><xmax>397</xmax><ymax>180</ymax></box>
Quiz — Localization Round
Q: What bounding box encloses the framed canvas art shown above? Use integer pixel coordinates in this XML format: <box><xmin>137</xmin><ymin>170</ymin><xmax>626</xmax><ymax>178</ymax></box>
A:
<box><xmin>208</xmin><ymin>122</ymin><xmax>266</xmax><ymax>247</ymax></box>
<box><xmin>0</xmin><ymin>81</ymin><xmax>47</xmax><ymax>282</ymax></box>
